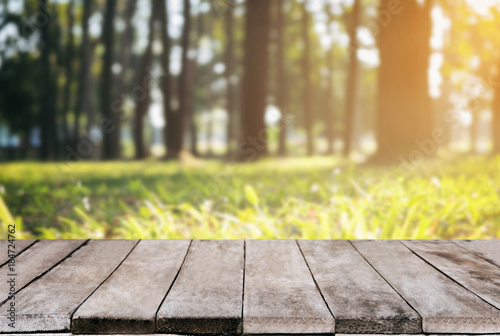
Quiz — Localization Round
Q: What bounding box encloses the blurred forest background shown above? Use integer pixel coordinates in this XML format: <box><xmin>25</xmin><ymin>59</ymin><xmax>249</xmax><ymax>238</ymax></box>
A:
<box><xmin>0</xmin><ymin>0</ymin><xmax>500</xmax><ymax>239</ymax></box>
<box><xmin>1</xmin><ymin>0</ymin><xmax>499</xmax><ymax>162</ymax></box>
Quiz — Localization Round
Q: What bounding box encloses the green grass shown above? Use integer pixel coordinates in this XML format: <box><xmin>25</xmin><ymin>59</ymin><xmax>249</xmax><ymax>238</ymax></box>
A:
<box><xmin>0</xmin><ymin>156</ymin><xmax>499</xmax><ymax>239</ymax></box>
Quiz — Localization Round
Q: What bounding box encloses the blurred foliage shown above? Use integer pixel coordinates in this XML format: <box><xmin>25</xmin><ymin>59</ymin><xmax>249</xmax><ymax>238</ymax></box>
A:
<box><xmin>0</xmin><ymin>157</ymin><xmax>499</xmax><ymax>239</ymax></box>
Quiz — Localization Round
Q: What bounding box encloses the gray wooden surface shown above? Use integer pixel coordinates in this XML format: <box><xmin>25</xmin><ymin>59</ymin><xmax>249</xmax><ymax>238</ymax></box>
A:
<box><xmin>0</xmin><ymin>240</ymin><xmax>137</xmax><ymax>332</ymax></box>
<box><xmin>454</xmin><ymin>239</ymin><xmax>500</xmax><ymax>267</ymax></box>
<box><xmin>352</xmin><ymin>240</ymin><xmax>500</xmax><ymax>334</ymax></box>
<box><xmin>403</xmin><ymin>240</ymin><xmax>500</xmax><ymax>310</ymax></box>
<box><xmin>0</xmin><ymin>239</ymin><xmax>36</xmax><ymax>265</ymax></box>
<box><xmin>0</xmin><ymin>239</ymin><xmax>499</xmax><ymax>335</ymax></box>
<box><xmin>157</xmin><ymin>240</ymin><xmax>244</xmax><ymax>335</ymax></box>
<box><xmin>0</xmin><ymin>240</ymin><xmax>84</xmax><ymax>303</ymax></box>
<box><xmin>73</xmin><ymin>240</ymin><xmax>190</xmax><ymax>334</ymax></box>
<box><xmin>243</xmin><ymin>240</ymin><xmax>335</xmax><ymax>335</ymax></box>
<box><xmin>298</xmin><ymin>240</ymin><xmax>421</xmax><ymax>334</ymax></box>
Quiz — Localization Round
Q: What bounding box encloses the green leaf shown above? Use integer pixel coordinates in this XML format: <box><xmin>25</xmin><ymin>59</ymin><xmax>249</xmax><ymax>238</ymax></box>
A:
<box><xmin>244</xmin><ymin>184</ymin><xmax>259</xmax><ymax>206</ymax></box>
<box><xmin>0</xmin><ymin>195</ymin><xmax>14</xmax><ymax>226</ymax></box>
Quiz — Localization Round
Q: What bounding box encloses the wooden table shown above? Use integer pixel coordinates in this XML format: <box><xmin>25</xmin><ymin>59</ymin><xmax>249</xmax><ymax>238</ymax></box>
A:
<box><xmin>0</xmin><ymin>239</ymin><xmax>499</xmax><ymax>335</ymax></box>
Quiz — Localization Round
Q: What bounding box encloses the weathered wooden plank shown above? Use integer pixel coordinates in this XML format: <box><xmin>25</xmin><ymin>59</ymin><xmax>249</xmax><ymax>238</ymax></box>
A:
<box><xmin>0</xmin><ymin>239</ymin><xmax>85</xmax><ymax>303</ymax></box>
<box><xmin>453</xmin><ymin>239</ymin><xmax>500</xmax><ymax>267</ymax></box>
<box><xmin>243</xmin><ymin>240</ymin><xmax>334</xmax><ymax>335</ymax></box>
<box><xmin>298</xmin><ymin>240</ymin><xmax>421</xmax><ymax>334</ymax></box>
<box><xmin>0</xmin><ymin>239</ymin><xmax>37</xmax><ymax>265</ymax></box>
<box><xmin>338</xmin><ymin>334</ymin><xmax>500</xmax><ymax>336</ymax></box>
<box><xmin>0</xmin><ymin>239</ymin><xmax>137</xmax><ymax>333</ymax></box>
<box><xmin>337</xmin><ymin>334</ymin><xmax>424</xmax><ymax>336</ymax></box>
<box><xmin>73</xmin><ymin>240</ymin><xmax>190</xmax><ymax>334</ymax></box>
<box><xmin>157</xmin><ymin>240</ymin><xmax>244</xmax><ymax>335</ymax></box>
<box><xmin>403</xmin><ymin>240</ymin><xmax>500</xmax><ymax>310</ymax></box>
<box><xmin>4</xmin><ymin>334</ymin><xmax>72</xmax><ymax>336</ymax></box>
<box><xmin>39</xmin><ymin>334</ymin><xmax>500</xmax><ymax>336</ymax></box>
<box><xmin>352</xmin><ymin>240</ymin><xmax>500</xmax><ymax>334</ymax></box>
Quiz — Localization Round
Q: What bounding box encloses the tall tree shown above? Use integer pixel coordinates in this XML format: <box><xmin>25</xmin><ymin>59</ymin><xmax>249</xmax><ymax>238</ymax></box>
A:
<box><xmin>61</xmin><ymin>0</ymin><xmax>75</xmax><ymax>144</ymax></box>
<box><xmin>239</xmin><ymin>0</ymin><xmax>271</xmax><ymax>160</ymax></box>
<box><xmin>39</xmin><ymin>0</ymin><xmax>57</xmax><ymax>160</ymax></box>
<box><xmin>373</xmin><ymin>0</ymin><xmax>433</xmax><ymax>163</ymax></box>
<box><xmin>343</xmin><ymin>0</ymin><xmax>361</xmax><ymax>157</ymax></box>
<box><xmin>225</xmin><ymin>0</ymin><xmax>237</xmax><ymax>157</ymax></box>
<box><xmin>189</xmin><ymin>4</ymin><xmax>207</xmax><ymax>157</ymax></box>
<box><xmin>301</xmin><ymin>2</ymin><xmax>314</xmax><ymax>156</ymax></box>
<box><xmin>206</xmin><ymin>82</ymin><xmax>215</xmax><ymax>157</ymax></box>
<box><xmin>101</xmin><ymin>0</ymin><xmax>119</xmax><ymax>160</ymax></box>
<box><xmin>183</xmin><ymin>28</ymin><xmax>197</xmax><ymax>156</ymax></box>
<box><xmin>186</xmin><ymin>57</ymin><xmax>198</xmax><ymax>156</ymax></box>
<box><xmin>73</xmin><ymin>0</ymin><xmax>92</xmax><ymax>148</ymax></box>
<box><xmin>166</xmin><ymin>0</ymin><xmax>192</xmax><ymax>159</ymax></box>
<box><xmin>158</xmin><ymin>0</ymin><xmax>172</xmax><ymax>159</ymax></box>
<box><xmin>0</xmin><ymin>55</ymin><xmax>39</xmax><ymax>160</ymax></box>
<box><xmin>114</xmin><ymin>0</ymin><xmax>137</xmax><ymax>136</ymax></box>
<box><xmin>134</xmin><ymin>1</ymin><xmax>155</xmax><ymax>159</ymax></box>
<box><xmin>324</xmin><ymin>0</ymin><xmax>336</xmax><ymax>154</ymax></box>
<box><xmin>276</xmin><ymin>0</ymin><xmax>287</xmax><ymax>156</ymax></box>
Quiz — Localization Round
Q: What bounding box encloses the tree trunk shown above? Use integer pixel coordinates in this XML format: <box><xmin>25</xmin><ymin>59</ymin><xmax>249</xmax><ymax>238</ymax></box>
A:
<box><xmin>115</xmin><ymin>0</ymin><xmax>137</xmax><ymax>132</ymax></box>
<box><xmin>101</xmin><ymin>0</ymin><xmax>119</xmax><ymax>160</ymax></box>
<box><xmin>134</xmin><ymin>1</ymin><xmax>155</xmax><ymax>160</ymax></box>
<box><xmin>373</xmin><ymin>0</ymin><xmax>433</xmax><ymax>163</ymax></box>
<box><xmin>54</xmin><ymin>17</ymin><xmax>65</xmax><ymax>159</ymax></box>
<box><xmin>301</xmin><ymin>2</ymin><xmax>313</xmax><ymax>156</ymax></box>
<box><xmin>493</xmin><ymin>60</ymin><xmax>500</xmax><ymax>153</ymax></box>
<box><xmin>20</xmin><ymin>131</ymin><xmax>29</xmax><ymax>160</ymax></box>
<box><xmin>184</xmin><ymin>58</ymin><xmax>197</xmax><ymax>156</ymax></box>
<box><xmin>190</xmin><ymin>111</ymin><xmax>199</xmax><ymax>156</ymax></box>
<box><xmin>225</xmin><ymin>0</ymin><xmax>236</xmax><ymax>157</ymax></box>
<box><xmin>73</xmin><ymin>0</ymin><xmax>92</xmax><ymax>149</ymax></box>
<box><xmin>157</xmin><ymin>0</ymin><xmax>172</xmax><ymax>159</ymax></box>
<box><xmin>207</xmin><ymin>96</ymin><xmax>214</xmax><ymax>157</ymax></box>
<box><xmin>239</xmin><ymin>0</ymin><xmax>271</xmax><ymax>161</ymax></box>
<box><xmin>324</xmin><ymin>0</ymin><xmax>336</xmax><ymax>155</ymax></box>
<box><xmin>39</xmin><ymin>0</ymin><xmax>57</xmax><ymax>161</ymax></box>
<box><xmin>469</xmin><ymin>109</ymin><xmax>479</xmax><ymax>153</ymax></box>
<box><xmin>61</xmin><ymin>0</ymin><xmax>75</xmax><ymax>145</ymax></box>
<box><xmin>276</xmin><ymin>0</ymin><xmax>287</xmax><ymax>157</ymax></box>
<box><xmin>85</xmin><ymin>48</ymin><xmax>97</xmax><ymax>136</ymax></box>
<box><xmin>166</xmin><ymin>0</ymin><xmax>191</xmax><ymax>159</ymax></box>
<box><xmin>343</xmin><ymin>0</ymin><xmax>361</xmax><ymax>157</ymax></box>
<box><xmin>189</xmin><ymin>8</ymin><xmax>207</xmax><ymax>157</ymax></box>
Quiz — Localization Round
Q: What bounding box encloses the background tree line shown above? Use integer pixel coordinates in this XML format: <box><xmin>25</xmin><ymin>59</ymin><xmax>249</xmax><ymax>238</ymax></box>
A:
<box><xmin>0</xmin><ymin>0</ymin><xmax>499</xmax><ymax>164</ymax></box>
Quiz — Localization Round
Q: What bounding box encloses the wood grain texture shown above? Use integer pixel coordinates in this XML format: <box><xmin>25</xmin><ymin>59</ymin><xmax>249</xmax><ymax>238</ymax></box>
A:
<box><xmin>453</xmin><ymin>240</ymin><xmax>500</xmax><ymax>267</ymax></box>
<box><xmin>299</xmin><ymin>240</ymin><xmax>421</xmax><ymax>334</ymax></box>
<box><xmin>352</xmin><ymin>240</ymin><xmax>500</xmax><ymax>334</ymax></box>
<box><xmin>243</xmin><ymin>240</ymin><xmax>334</xmax><ymax>335</ymax></box>
<box><xmin>4</xmin><ymin>334</ymin><xmax>73</xmax><ymax>336</ymax></box>
<box><xmin>157</xmin><ymin>240</ymin><xmax>244</xmax><ymax>335</ymax></box>
<box><xmin>403</xmin><ymin>240</ymin><xmax>500</xmax><ymax>310</ymax></box>
<box><xmin>0</xmin><ymin>240</ymin><xmax>137</xmax><ymax>333</ymax></box>
<box><xmin>0</xmin><ymin>240</ymin><xmax>85</xmax><ymax>303</ymax></box>
<box><xmin>73</xmin><ymin>240</ymin><xmax>190</xmax><ymax>334</ymax></box>
<box><xmin>0</xmin><ymin>239</ymin><xmax>36</xmax><ymax>265</ymax></box>
<box><xmin>0</xmin><ymin>240</ymin><xmax>498</xmax><ymax>335</ymax></box>
<box><xmin>336</xmin><ymin>334</ymin><xmax>424</xmax><ymax>336</ymax></box>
